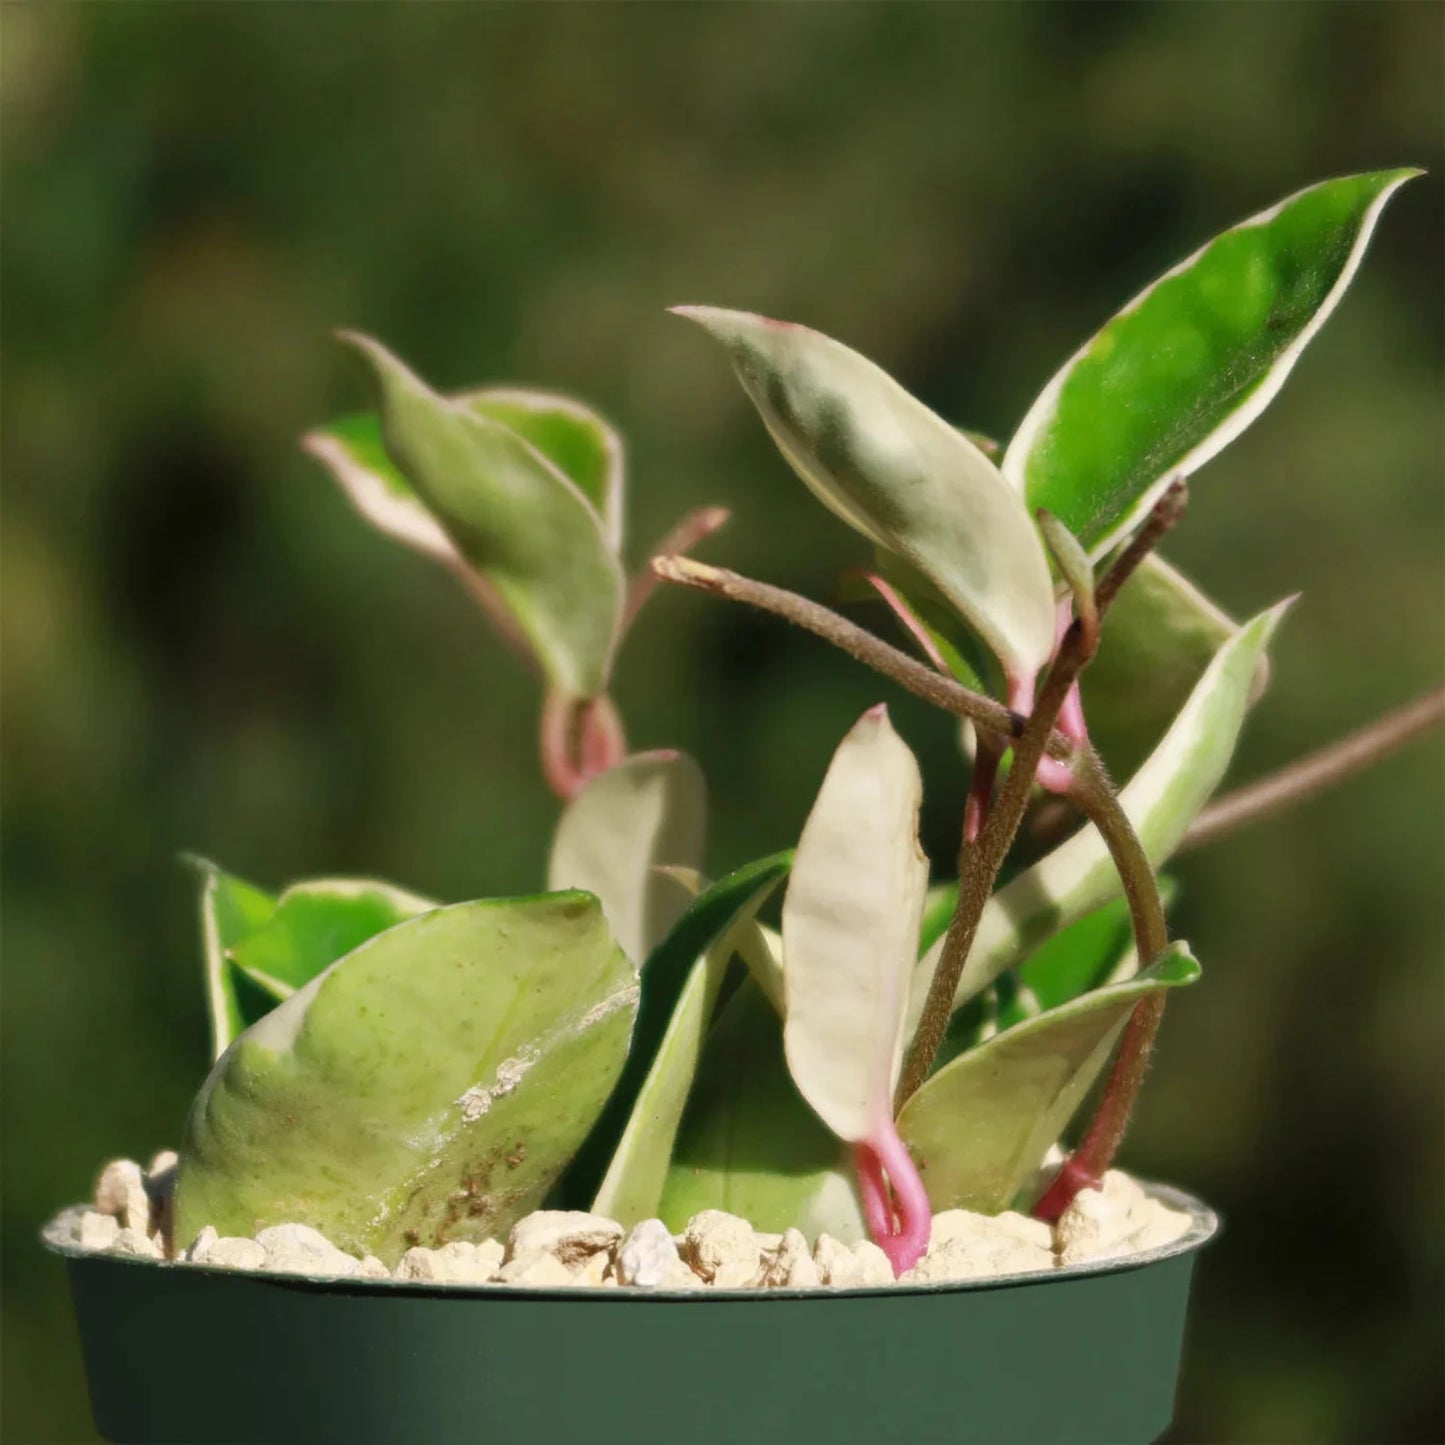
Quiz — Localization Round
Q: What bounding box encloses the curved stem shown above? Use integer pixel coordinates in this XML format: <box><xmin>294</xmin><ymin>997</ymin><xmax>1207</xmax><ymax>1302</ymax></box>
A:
<box><xmin>623</xmin><ymin>507</ymin><xmax>731</xmax><ymax>629</ymax></box>
<box><xmin>855</xmin><ymin>1121</ymin><xmax>932</xmax><ymax>1276</ymax></box>
<box><xmin>652</xmin><ymin>555</ymin><xmax>1068</xmax><ymax>758</ymax></box>
<box><xmin>895</xmin><ymin>484</ymin><xmax>1187</xmax><ymax>1111</ymax></box>
<box><xmin>1031</xmin><ymin>749</ymin><xmax>1171</xmax><ymax>1222</ymax></box>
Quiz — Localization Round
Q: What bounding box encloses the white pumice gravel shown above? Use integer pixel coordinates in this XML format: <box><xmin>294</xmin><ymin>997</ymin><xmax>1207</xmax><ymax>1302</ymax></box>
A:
<box><xmin>69</xmin><ymin>1153</ymin><xmax>1194</xmax><ymax>1290</ymax></box>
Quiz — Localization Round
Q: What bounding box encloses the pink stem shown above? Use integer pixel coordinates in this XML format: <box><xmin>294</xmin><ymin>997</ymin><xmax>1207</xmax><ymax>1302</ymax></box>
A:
<box><xmin>580</xmin><ymin>695</ymin><xmax>627</xmax><ymax>777</ymax></box>
<box><xmin>540</xmin><ymin>693</ymin><xmax>628</xmax><ymax>801</ymax></box>
<box><xmin>855</xmin><ymin>1120</ymin><xmax>933</xmax><ymax>1277</ymax></box>
<box><xmin>850</xmin><ymin>571</ymin><xmax>951</xmax><ymax>674</ymax></box>
<box><xmin>1021</xmin><ymin>602</ymin><xmax>1091</xmax><ymax>795</ymax></box>
<box><xmin>1031</xmin><ymin>1154</ymin><xmax>1101</xmax><ymax>1224</ymax></box>
<box><xmin>962</xmin><ymin>737</ymin><xmax>1003</xmax><ymax>844</ymax></box>
<box><xmin>623</xmin><ymin>507</ymin><xmax>731</xmax><ymax>629</ymax></box>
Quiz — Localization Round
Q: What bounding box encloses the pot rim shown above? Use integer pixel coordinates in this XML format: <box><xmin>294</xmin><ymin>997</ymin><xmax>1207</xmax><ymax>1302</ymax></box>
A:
<box><xmin>42</xmin><ymin>1178</ymin><xmax>1220</xmax><ymax>1304</ymax></box>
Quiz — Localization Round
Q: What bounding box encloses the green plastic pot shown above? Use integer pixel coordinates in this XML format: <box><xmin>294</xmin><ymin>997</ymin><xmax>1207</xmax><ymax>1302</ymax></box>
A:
<box><xmin>45</xmin><ymin>1184</ymin><xmax>1218</xmax><ymax>1445</ymax></box>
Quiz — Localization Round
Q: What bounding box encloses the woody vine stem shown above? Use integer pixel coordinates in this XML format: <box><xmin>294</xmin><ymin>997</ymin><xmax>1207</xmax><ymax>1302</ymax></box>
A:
<box><xmin>653</xmin><ymin>492</ymin><xmax>1445</xmax><ymax>1210</ymax></box>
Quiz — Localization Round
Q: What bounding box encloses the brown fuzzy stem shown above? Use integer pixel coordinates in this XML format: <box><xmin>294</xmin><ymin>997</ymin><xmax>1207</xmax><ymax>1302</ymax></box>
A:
<box><xmin>895</xmin><ymin>483</ymin><xmax>1189</xmax><ymax>1110</ymax></box>
<box><xmin>651</xmin><ymin>555</ymin><xmax>1075</xmax><ymax>759</ymax></box>
<box><xmin>1180</xmin><ymin>685</ymin><xmax>1445</xmax><ymax>853</ymax></box>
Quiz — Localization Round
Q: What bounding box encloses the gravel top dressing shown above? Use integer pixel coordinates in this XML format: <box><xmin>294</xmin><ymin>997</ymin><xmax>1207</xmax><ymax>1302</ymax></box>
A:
<box><xmin>53</xmin><ymin>1149</ymin><xmax>1191</xmax><ymax>1293</ymax></box>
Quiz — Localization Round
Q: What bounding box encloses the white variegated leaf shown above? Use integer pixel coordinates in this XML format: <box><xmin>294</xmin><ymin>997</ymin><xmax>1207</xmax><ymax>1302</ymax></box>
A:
<box><xmin>548</xmin><ymin>751</ymin><xmax>706</xmax><ymax>966</ymax></box>
<box><xmin>783</xmin><ymin>706</ymin><xmax>928</xmax><ymax>1143</ymax></box>
<box><xmin>673</xmin><ymin>306</ymin><xmax>1057</xmax><ymax>684</ymax></box>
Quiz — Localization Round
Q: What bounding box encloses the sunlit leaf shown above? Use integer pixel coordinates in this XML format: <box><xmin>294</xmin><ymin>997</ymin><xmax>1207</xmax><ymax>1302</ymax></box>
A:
<box><xmin>191</xmin><ymin>860</ymin><xmax>276</xmax><ymax>1061</ymax></box>
<box><xmin>782</xmin><ymin>706</ymin><xmax>928</xmax><ymax>1145</ymax></box>
<box><xmin>174</xmin><ymin>893</ymin><xmax>637</xmax><ymax>1265</ymax></box>
<box><xmin>227</xmin><ymin>877</ymin><xmax>436</xmax><ymax>994</ymax></box>
<box><xmin>1004</xmin><ymin>170</ymin><xmax>1420</xmax><ymax>554</ymax></box>
<box><xmin>898</xmin><ymin>944</ymin><xmax>1201</xmax><ymax>1214</ymax></box>
<box><xmin>674</xmin><ymin>306</ymin><xmax>1056</xmax><ymax>683</ymax></box>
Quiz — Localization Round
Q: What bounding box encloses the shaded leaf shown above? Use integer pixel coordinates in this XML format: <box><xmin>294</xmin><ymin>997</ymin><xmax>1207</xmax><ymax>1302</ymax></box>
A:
<box><xmin>463</xmin><ymin>389</ymin><xmax>624</xmax><ymax>550</ymax></box>
<box><xmin>555</xmin><ymin>852</ymin><xmax>791</xmax><ymax>1208</ymax></box>
<box><xmin>674</xmin><ymin>306</ymin><xmax>1056</xmax><ymax>682</ymax></box>
<box><xmin>590</xmin><ymin>872</ymin><xmax>783</xmax><ymax>1224</ymax></box>
<box><xmin>1082</xmin><ymin>555</ymin><xmax>1247</xmax><ymax>777</ymax></box>
<box><xmin>174</xmin><ymin>893</ymin><xmax>637</xmax><ymax>1265</ymax></box>
<box><xmin>898</xmin><ymin>944</ymin><xmax>1201</xmax><ymax>1214</ymax></box>
<box><xmin>658</xmin><ymin>979</ymin><xmax>865</xmax><ymax>1243</ymax></box>
<box><xmin>340</xmin><ymin>334</ymin><xmax>624</xmax><ymax>698</ymax></box>
<box><xmin>547</xmin><ymin>750</ymin><xmax>706</xmax><ymax>966</ymax></box>
<box><xmin>1004</xmin><ymin>170</ymin><xmax>1419</xmax><ymax>554</ymax></box>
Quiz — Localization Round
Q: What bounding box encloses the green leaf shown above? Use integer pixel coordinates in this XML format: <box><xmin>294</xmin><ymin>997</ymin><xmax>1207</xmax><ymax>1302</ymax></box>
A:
<box><xmin>462</xmin><ymin>389</ymin><xmax>624</xmax><ymax>550</ymax></box>
<box><xmin>782</xmin><ymin>706</ymin><xmax>927</xmax><ymax>1145</ymax></box>
<box><xmin>673</xmin><ymin>306</ymin><xmax>1056</xmax><ymax>684</ymax></box>
<box><xmin>1035</xmin><ymin>511</ymin><xmax>1095</xmax><ymax>616</ymax></box>
<box><xmin>555</xmin><ymin>852</ymin><xmax>791</xmax><ymax>1209</ymax></box>
<box><xmin>658</xmin><ymin>979</ymin><xmax>866</xmax><ymax>1243</ymax></box>
<box><xmin>547</xmin><ymin>750</ymin><xmax>706</xmax><ymax>966</ymax></box>
<box><xmin>1004</xmin><ymin>170</ymin><xmax>1420</xmax><ymax>554</ymax></box>
<box><xmin>918</xmin><ymin>882</ymin><xmax>957</xmax><ymax>957</ymax></box>
<box><xmin>227</xmin><ymin>877</ymin><xmax>436</xmax><ymax>994</ymax></box>
<box><xmin>173</xmin><ymin>893</ymin><xmax>637</xmax><ymax>1265</ymax></box>
<box><xmin>307</xmin><ymin>392</ymin><xmax>623</xmax><ymax>556</ymax></box>
<box><xmin>302</xmin><ymin>412</ymin><xmax>460</xmax><ymax>563</ymax></box>
<box><xmin>867</xmin><ymin>552</ymin><xmax>1000</xmax><ymax>693</ymax></box>
<box><xmin>190</xmin><ymin>860</ymin><xmax>277</xmax><ymax>1061</ymax></box>
<box><xmin>590</xmin><ymin>871</ymin><xmax>784</xmax><ymax>1225</ymax></box>
<box><xmin>339</xmin><ymin>334</ymin><xmax>625</xmax><ymax>698</ymax></box>
<box><xmin>1018</xmin><ymin>881</ymin><xmax>1177</xmax><ymax>1011</ymax></box>
<box><xmin>898</xmin><ymin>943</ymin><xmax>1201</xmax><ymax>1214</ymax></box>
<box><xmin>1082</xmin><ymin>555</ymin><xmax>1248</xmax><ymax>778</ymax></box>
<box><xmin>908</xmin><ymin>599</ymin><xmax>1288</xmax><ymax>1020</ymax></box>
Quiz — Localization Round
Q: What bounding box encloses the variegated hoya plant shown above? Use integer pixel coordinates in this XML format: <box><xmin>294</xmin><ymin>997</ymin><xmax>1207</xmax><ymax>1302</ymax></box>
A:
<box><xmin>172</xmin><ymin>170</ymin><xmax>1438</xmax><ymax>1276</ymax></box>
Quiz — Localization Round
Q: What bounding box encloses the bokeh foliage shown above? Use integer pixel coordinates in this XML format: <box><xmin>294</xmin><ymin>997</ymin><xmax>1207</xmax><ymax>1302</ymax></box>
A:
<box><xmin>2</xmin><ymin>4</ymin><xmax>1441</xmax><ymax>1441</ymax></box>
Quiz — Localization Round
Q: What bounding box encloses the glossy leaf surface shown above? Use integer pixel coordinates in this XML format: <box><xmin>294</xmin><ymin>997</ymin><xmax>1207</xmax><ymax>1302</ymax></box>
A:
<box><xmin>226</xmin><ymin>878</ymin><xmax>435</xmax><ymax>995</ymax></box>
<box><xmin>674</xmin><ymin>306</ymin><xmax>1056</xmax><ymax>681</ymax></box>
<box><xmin>782</xmin><ymin>706</ymin><xmax>927</xmax><ymax>1145</ymax></box>
<box><xmin>898</xmin><ymin>944</ymin><xmax>1201</xmax><ymax>1214</ymax></box>
<box><xmin>1004</xmin><ymin>170</ymin><xmax>1419</xmax><ymax>554</ymax></box>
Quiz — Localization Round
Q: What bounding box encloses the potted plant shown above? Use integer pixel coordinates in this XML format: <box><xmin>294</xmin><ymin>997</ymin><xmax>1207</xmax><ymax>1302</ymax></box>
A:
<box><xmin>45</xmin><ymin>169</ymin><xmax>1440</xmax><ymax>1445</ymax></box>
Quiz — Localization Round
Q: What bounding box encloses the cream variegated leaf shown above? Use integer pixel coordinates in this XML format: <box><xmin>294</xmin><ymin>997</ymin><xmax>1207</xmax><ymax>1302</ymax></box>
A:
<box><xmin>673</xmin><ymin>306</ymin><xmax>1056</xmax><ymax>684</ymax></box>
<box><xmin>548</xmin><ymin>751</ymin><xmax>706</xmax><ymax>967</ymax></box>
<box><xmin>782</xmin><ymin>706</ymin><xmax>928</xmax><ymax>1144</ymax></box>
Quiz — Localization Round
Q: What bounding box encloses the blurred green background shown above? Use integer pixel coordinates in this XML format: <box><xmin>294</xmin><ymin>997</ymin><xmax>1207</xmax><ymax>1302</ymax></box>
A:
<box><xmin>3</xmin><ymin>3</ymin><xmax>1441</xmax><ymax>1441</ymax></box>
